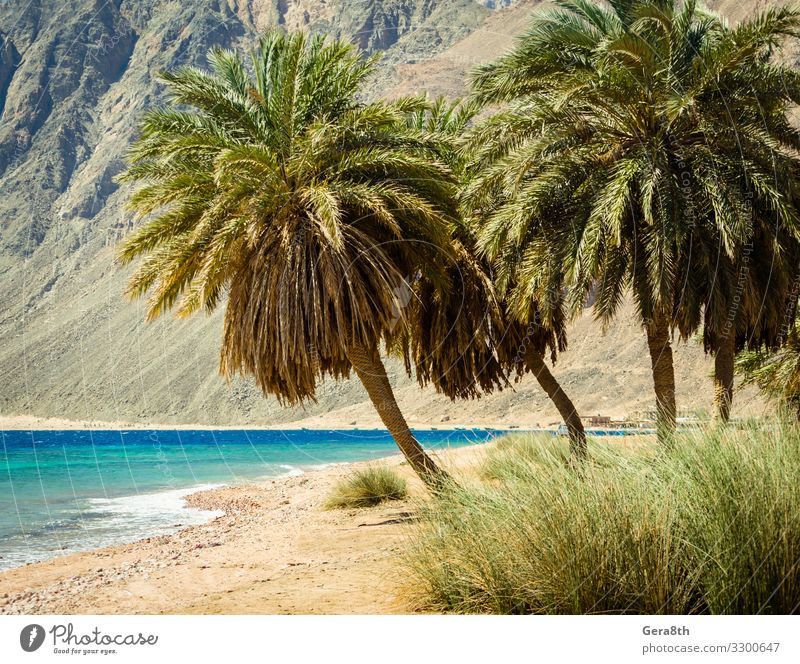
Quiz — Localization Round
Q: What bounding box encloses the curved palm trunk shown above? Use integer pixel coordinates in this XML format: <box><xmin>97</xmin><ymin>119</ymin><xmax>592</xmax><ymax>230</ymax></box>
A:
<box><xmin>646</xmin><ymin>309</ymin><xmax>677</xmax><ymax>446</ymax></box>
<box><xmin>713</xmin><ymin>332</ymin><xmax>735</xmax><ymax>424</ymax></box>
<box><xmin>347</xmin><ymin>341</ymin><xmax>450</xmax><ymax>489</ymax></box>
<box><xmin>527</xmin><ymin>350</ymin><xmax>587</xmax><ymax>461</ymax></box>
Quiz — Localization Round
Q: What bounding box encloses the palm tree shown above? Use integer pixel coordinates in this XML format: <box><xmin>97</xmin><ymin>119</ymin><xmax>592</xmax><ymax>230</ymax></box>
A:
<box><xmin>117</xmin><ymin>32</ymin><xmax>460</xmax><ymax>488</ymax></box>
<box><xmin>737</xmin><ymin>319</ymin><xmax>800</xmax><ymax>421</ymax></box>
<box><xmin>677</xmin><ymin>219</ymin><xmax>800</xmax><ymax>423</ymax></box>
<box><xmin>403</xmin><ymin>97</ymin><xmax>587</xmax><ymax>458</ymax></box>
<box><xmin>467</xmin><ymin>0</ymin><xmax>800</xmax><ymax>444</ymax></box>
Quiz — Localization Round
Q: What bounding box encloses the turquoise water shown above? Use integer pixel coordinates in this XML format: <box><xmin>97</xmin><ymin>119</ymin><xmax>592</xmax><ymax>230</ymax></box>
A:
<box><xmin>0</xmin><ymin>428</ymin><xmax>502</xmax><ymax>570</ymax></box>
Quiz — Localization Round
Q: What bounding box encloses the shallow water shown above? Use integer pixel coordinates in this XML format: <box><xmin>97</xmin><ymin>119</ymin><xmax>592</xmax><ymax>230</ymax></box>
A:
<box><xmin>0</xmin><ymin>428</ymin><xmax>502</xmax><ymax>570</ymax></box>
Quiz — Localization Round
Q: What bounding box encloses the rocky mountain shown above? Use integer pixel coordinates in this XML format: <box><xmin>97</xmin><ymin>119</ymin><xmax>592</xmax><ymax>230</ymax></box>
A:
<box><xmin>0</xmin><ymin>0</ymin><xmax>772</xmax><ymax>427</ymax></box>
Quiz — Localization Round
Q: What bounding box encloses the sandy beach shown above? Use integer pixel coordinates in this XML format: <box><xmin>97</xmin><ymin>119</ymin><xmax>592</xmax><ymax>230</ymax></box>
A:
<box><xmin>0</xmin><ymin>444</ymin><xmax>485</xmax><ymax>615</ymax></box>
<box><xmin>0</xmin><ymin>413</ymin><xmax>528</xmax><ymax>431</ymax></box>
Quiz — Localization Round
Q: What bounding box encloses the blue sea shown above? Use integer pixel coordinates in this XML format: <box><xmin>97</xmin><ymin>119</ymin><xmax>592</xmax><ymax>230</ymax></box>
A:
<box><xmin>0</xmin><ymin>428</ymin><xmax>503</xmax><ymax>571</ymax></box>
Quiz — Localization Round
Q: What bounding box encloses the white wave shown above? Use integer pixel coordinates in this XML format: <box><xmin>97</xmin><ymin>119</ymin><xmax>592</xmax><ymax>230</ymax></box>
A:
<box><xmin>88</xmin><ymin>484</ymin><xmax>225</xmax><ymax>526</ymax></box>
<box><xmin>0</xmin><ymin>485</ymin><xmax>228</xmax><ymax>571</ymax></box>
<box><xmin>253</xmin><ymin>463</ymin><xmax>341</xmax><ymax>482</ymax></box>
<box><xmin>305</xmin><ymin>462</ymin><xmax>339</xmax><ymax>471</ymax></box>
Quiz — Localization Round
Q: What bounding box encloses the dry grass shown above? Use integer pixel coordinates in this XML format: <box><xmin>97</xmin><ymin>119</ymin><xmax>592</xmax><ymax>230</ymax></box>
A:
<box><xmin>324</xmin><ymin>466</ymin><xmax>408</xmax><ymax>510</ymax></box>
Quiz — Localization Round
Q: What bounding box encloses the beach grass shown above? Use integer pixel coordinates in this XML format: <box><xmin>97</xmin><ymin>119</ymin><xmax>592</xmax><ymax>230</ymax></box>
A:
<box><xmin>404</xmin><ymin>421</ymin><xmax>800</xmax><ymax>614</ymax></box>
<box><xmin>324</xmin><ymin>466</ymin><xmax>408</xmax><ymax>509</ymax></box>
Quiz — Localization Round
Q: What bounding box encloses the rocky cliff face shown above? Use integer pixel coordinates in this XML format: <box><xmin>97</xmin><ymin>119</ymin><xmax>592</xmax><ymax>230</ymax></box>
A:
<box><xmin>0</xmin><ymin>0</ymin><xmax>490</xmax><ymax>253</ymax></box>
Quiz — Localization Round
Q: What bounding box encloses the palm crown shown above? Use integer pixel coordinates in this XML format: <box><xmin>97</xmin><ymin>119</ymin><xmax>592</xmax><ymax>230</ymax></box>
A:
<box><xmin>118</xmin><ymin>32</ymin><xmax>457</xmax><ymax>406</ymax></box>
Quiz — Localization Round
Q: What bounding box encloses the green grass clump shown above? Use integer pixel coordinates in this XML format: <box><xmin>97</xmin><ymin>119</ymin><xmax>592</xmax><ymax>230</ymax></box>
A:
<box><xmin>325</xmin><ymin>466</ymin><xmax>408</xmax><ymax>509</ymax></box>
<box><xmin>405</xmin><ymin>422</ymin><xmax>800</xmax><ymax>614</ymax></box>
<box><xmin>480</xmin><ymin>433</ymin><xmax>568</xmax><ymax>481</ymax></box>
<box><xmin>480</xmin><ymin>432</ymin><xmax>644</xmax><ymax>481</ymax></box>
<box><xmin>664</xmin><ymin>425</ymin><xmax>800</xmax><ymax>613</ymax></box>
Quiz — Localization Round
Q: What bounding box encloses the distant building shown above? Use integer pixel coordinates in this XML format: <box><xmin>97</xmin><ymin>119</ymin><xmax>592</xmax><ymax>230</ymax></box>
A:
<box><xmin>581</xmin><ymin>414</ymin><xmax>611</xmax><ymax>427</ymax></box>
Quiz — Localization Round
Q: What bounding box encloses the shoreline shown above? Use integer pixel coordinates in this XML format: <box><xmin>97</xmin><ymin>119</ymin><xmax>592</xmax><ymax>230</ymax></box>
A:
<box><xmin>0</xmin><ymin>461</ymin><xmax>345</xmax><ymax>574</ymax></box>
<box><xmin>0</xmin><ymin>444</ymin><xmax>486</xmax><ymax>614</ymax></box>
<box><xmin>0</xmin><ymin>413</ymin><xmax>532</xmax><ymax>432</ymax></box>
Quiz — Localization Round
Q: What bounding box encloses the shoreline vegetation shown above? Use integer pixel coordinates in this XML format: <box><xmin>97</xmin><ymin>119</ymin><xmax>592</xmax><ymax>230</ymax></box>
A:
<box><xmin>407</xmin><ymin>423</ymin><xmax>800</xmax><ymax>614</ymax></box>
<box><xmin>3</xmin><ymin>422</ymin><xmax>797</xmax><ymax>614</ymax></box>
<box><xmin>108</xmin><ymin>0</ymin><xmax>800</xmax><ymax>489</ymax></box>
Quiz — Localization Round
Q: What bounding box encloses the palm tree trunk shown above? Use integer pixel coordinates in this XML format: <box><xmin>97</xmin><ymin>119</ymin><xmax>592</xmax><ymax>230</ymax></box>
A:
<box><xmin>347</xmin><ymin>341</ymin><xmax>449</xmax><ymax>489</ymax></box>
<box><xmin>713</xmin><ymin>332</ymin><xmax>735</xmax><ymax>424</ymax></box>
<box><xmin>646</xmin><ymin>309</ymin><xmax>677</xmax><ymax>446</ymax></box>
<box><xmin>527</xmin><ymin>350</ymin><xmax>587</xmax><ymax>461</ymax></box>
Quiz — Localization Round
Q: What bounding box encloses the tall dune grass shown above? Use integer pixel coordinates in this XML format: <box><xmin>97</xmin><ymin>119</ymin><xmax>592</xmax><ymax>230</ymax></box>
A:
<box><xmin>325</xmin><ymin>466</ymin><xmax>408</xmax><ymax>509</ymax></box>
<box><xmin>404</xmin><ymin>423</ymin><xmax>800</xmax><ymax>614</ymax></box>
